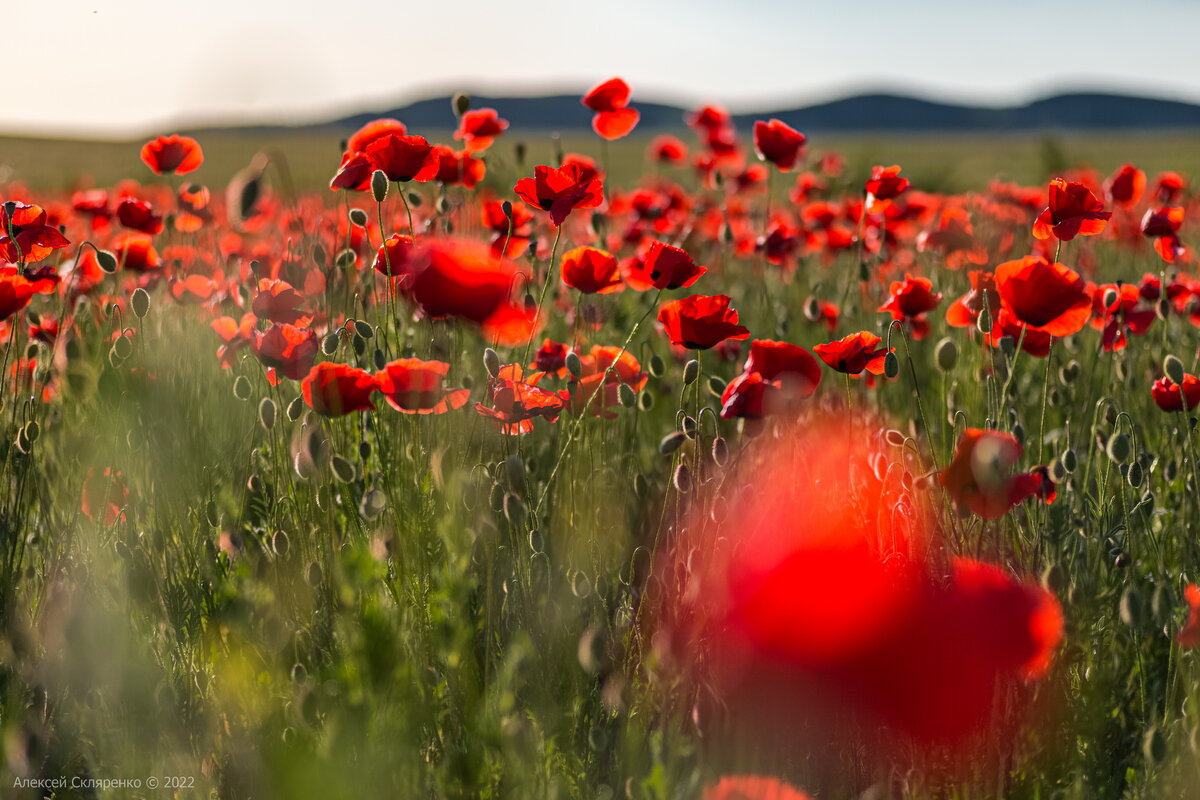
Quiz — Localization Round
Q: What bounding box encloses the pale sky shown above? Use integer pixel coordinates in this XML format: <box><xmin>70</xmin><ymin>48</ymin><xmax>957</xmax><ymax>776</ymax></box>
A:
<box><xmin>6</xmin><ymin>0</ymin><xmax>1200</xmax><ymax>137</ymax></box>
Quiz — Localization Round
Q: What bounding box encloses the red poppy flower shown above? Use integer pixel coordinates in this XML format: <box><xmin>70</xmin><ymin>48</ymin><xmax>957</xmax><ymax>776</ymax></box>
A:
<box><xmin>987</xmin><ymin>308</ymin><xmax>1053</xmax><ymax>358</ymax></box>
<box><xmin>939</xmin><ymin>429</ymin><xmax>1054</xmax><ymax>519</ymax></box>
<box><xmin>454</xmin><ymin>108</ymin><xmax>508</xmax><ymax>153</ymax></box>
<box><xmin>945</xmin><ymin>270</ymin><xmax>999</xmax><ymax>328</ymax></box>
<box><xmin>813</xmin><ymin>331</ymin><xmax>891</xmax><ymax>375</ymax></box>
<box><xmin>475</xmin><ymin>365</ymin><xmax>564</xmax><ymax>434</ymax></box>
<box><xmin>1151</xmin><ymin>374</ymin><xmax>1200</xmax><ymax>412</ymax></box>
<box><xmin>301</xmin><ymin>362</ymin><xmax>378</xmax><ymax>416</ymax></box>
<box><xmin>481</xmin><ymin>199</ymin><xmax>533</xmax><ymax>257</ymax></box>
<box><xmin>1105</xmin><ymin>163</ymin><xmax>1145</xmax><ymax>208</ymax></box>
<box><xmin>0</xmin><ymin>265</ymin><xmax>57</xmax><ymax>321</ymax></box>
<box><xmin>657</xmin><ymin>294</ymin><xmax>750</xmax><ymax>350</ymax></box>
<box><xmin>648</xmin><ymin>135</ymin><xmax>688</xmax><ymax>164</ymax></box>
<box><xmin>560</xmin><ymin>246</ymin><xmax>623</xmax><ymax>294</ymax></box>
<box><xmin>916</xmin><ymin>206</ymin><xmax>988</xmax><ymax>269</ymax></box>
<box><xmin>994</xmin><ymin>255</ymin><xmax>1091</xmax><ymax>336</ymax></box>
<box><xmin>347</xmin><ymin>118</ymin><xmax>407</xmax><ymax>153</ymax></box>
<box><xmin>753</xmin><ymin>119</ymin><xmax>806</xmax><ymax>171</ymax></box>
<box><xmin>252</xmin><ymin>278</ymin><xmax>307</xmax><ymax>324</ymax></box>
<box><xmin>1032</xmin><ymin>178</ymin><xmax>1111</xmax><ymax>241</ymax></box>
<box><xmin>582</xmin><ymin>77</ymin><xmax>640</xmax><ymax>140</ymax></box>
<box><xmin>404</xmin><ymin>238</ymin><xmax>536</xmax><ymax>346</ymax></box>
<box><xmin>531</xmin><ymin>339</ymin><xmax>569</xmax><ymax>374</ymax></box>
<box><xmin>622</xmin><ymin>240</ymin><xmax>707</xmax><ymax>291</ymax></box>
<box><xmin>878</xmin><ymin>274</ymin><xmax>942</xmax><ymax>319</ymax></box>
<box><xmin>373</xmin><ymin>233</ymin><xmax>415</xmax><ymax>278</ymax></box>
<box><xmin>112</xmin><ymin>232</ymin><xmax>161</xmax><ymax>272</ymax></box>
<box><xmin>513</xmin><ymin>163</ymin><xmax>604</xmax><ymax>226</ymax></box>
<box><xmin>375</xmin><ymin>358</ymin><xmax>469</xmax><ymax>415</ymax></box>
<box><xmin>364</xmin><ymin>133</ymin><xmax>439</xmax><ymax>183</ymax></box>
<box><xmin>721</xmin><ymin>339</ymin><xmax>822</xmax><ymax>419</ymax></box>
<box><xmin>140</xmin><ymin>134</ymin><xmax>204</xmax><ymax>175</ymax></box>
<box><xmin>329</xmin><ymin>151</ymin><xmax>374</xmax><ymax>192</ymax></box>
<box><xmin>431</xmin><ymin>146</ymin><xmax>485</xmax><ymax>188</ymax></box>
<box><xmin>250</xmin><ymin>323</ymin><xmax>319</xmax><ymax>381</ymax></box>
<box><xmin>73</xmin><ymin>189</ymin><xmax>111</xmax><ymax>229</ymax></box>
<box><xmin>81</xmin><ymin>467</ymin><xmax>130</xmax><ymax>525</ymax></box>
<box><xmin>865</xmin><ymin>165</ymin><xmax>909</xmax><ymax>208</ymax></box>
<box><xmin>115</xmin><ymin>197</ymin><xmax>164</xmax><ymax>235</ymax></box>
<box><xmin>1141</xmin><ymin>206</ymin><xmax>1186</xmax><ymax>263</ymax></box>
<box><xmin>1154</xmin><ymin>171</ymin><xmax>1185</xmax><ymax>204</ymax></box>
<box><xmin>1178</xmin><ymin>585</ymin><xmax>1200</xmax><ymax>648</ymax></box>
<box><xmin>703</xmin><ymin>776</ymin><xmax>814</xmax><ymax>800</ymax></box>
<box><xmin>0</xmin><ymin>202</ymin><xmax>71</xmax><ymax>263</ymax></box>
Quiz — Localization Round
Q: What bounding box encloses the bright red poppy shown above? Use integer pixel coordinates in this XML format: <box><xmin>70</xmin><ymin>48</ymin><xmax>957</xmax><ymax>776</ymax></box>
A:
<box><xmin>1178</xmin><ymin>585</ymin><xmax>1200</xmax><ymax>648</ymax></box>
<box><xmin>1141</xmin><ymin>206</ymin><xmax>1186</xmax><ymax>263</ymax></box>
<box><xmin>0</xmin><ymin>202</ymin><xmax>70</xmax><ymax>263</ymax></box>
<box><xmin>1151</xmin><ymin>374</ymin><xmax>1200</xmax><ymax>412</ymax></box>
<box><xmin>879</xmin><ymin>274</ymin><xmax>942</xmax><ymax>319</ymax></box>
<box><xmin>430</xmin><ymin>146</ymin><xmax>485</xmax><ymax>188</ymax></box>
<box><xmin>813</xmin><ymin>331</ymin><xmax>891</xmax><ymax>375</ymax></box>
<box><xmin>454</xmin><ymin>108</ymin><xmax>508</xmax><ymax>153</ymax></box>
<box><xmin>363</xmin><ymin>133</ymin><xmax>439</xmax><ymax>183</ymax></box>
<box><xmin>753</xmin><ymin>119</ymin><xmax>806</xmax><ymax>171</ymax></box>
<box><xmin>657</xmin><ymin>294</ymin><xmax>750</xmax><ymax>350</ymax></box>
<box><xmin>250</xmin><ymin>323</ymin><xmax>319</xmax><ymax>381</ymax></box>
<box><xmin>513</xmin><ymin>163</ymin><xmax>604</xmax><ymax>226</ymax></box>
<box><xmin>251</xmin><ymin>278</ymin><xmax>307</xmax><ymax>324</ymax></box>
<box><xmin>0</xmin><ymin>265</ymin><xmax>57</xmax><ymax>321</ymax></box>
<box><xmin>865</xmin><ymin>165</ymin><xmax>909</xmax><ymax>209</ymax></box>
<box><xmin>560</xmin><ymin>246</ymin><xmax>623</xmax><ymax>294</ymax></box>
<box><xmin>1032</xmin><ymin>178</ymin><xmax>1111</xmax><ymax>241</ymax></box>
<box><xmin>945</xmin><ymin>270</ymin><xmax>999</xmax><ymax>328</ymax></box>
<box><xmin>720</xmin><ymin>339</ymin><xmax>822</xmax><ymax>419</ymax></box>
<box><xmin>116</xmin><ymin>197</ymin><xmax>164</xmax><ymax>235</ymax></box>
<box><xmin>994</xmin><ymin>256</ymin><xmax>1091</xmax><ymax>336</ymax></box>
<box><xmin>140</xmin><ymin>134</ymin><xmax>204</xmax><ymax>175</ymax></box>
<box><xmin>622</xmin><ymin>241</ymin><xmax>707</xmax><ymax>291</ymax></box>
<box><xmin>111</xmin><ymin>232</ymin><xmax>161</xmax><ymax>272</ymax></box>
<box><xmin>301</xmin><ymin>362</ymin><xmax>378</xmax><ymax>416</ymax></box>
<box><xmin>1105</xmin><ymin>163</ymin><xmax>1145</xmax><ymax>208</ymax></box>
<box><xmin>375</xmin><ymin>358</ymin><xmax>470</xmax><ymax>414</ymax></box>
<box><xmin>347</xmin><ymin>119</ymin><xmax>407</xmax><ymax>153</ymax></box>
<box><xmin>475</xmin><ymin>365</ymin><xmax>564</xmax><ymax>434</ymax></box>
<box><xmin>581</xmin><ymin>77</ymin><xmax>640</xmax><ymax>140</ymax></box>
<box><xmin>703</xmin><ymin>776</ymin><xmax>814</xmax><ymax>800</ymax></box>
<box><xmin>373</xmin><ymin>233</ymin><xmax>415</xmax><ymax>278</ymax></box>
<box><xmin>940</xmin><ymin>429</ymin><xmax>1055</xmax><ymax>519</ymax></box>
<box><xmin>648</xmin><ymin>135</ymin><xmax>688</xmax><ymax>164</ymax></box>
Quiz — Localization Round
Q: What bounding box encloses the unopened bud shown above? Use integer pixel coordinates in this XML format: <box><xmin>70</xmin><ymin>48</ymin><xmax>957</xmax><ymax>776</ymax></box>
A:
<box><xmin>371</xmin><ymin>170</ymin><xmax>389</xmax><ymax>203</ymax></box>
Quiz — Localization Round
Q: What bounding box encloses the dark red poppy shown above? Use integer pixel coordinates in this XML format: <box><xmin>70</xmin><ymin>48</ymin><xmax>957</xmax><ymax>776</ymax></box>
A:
<box><xmin>252</xmin><ymin>278</ymin><xmax>307</xmax><ymax>324</ymax></box>
<box><xmin>560</xmin><ymin>246</ymin><xmax>623</xmax><ymax>294</ymax></box>
<box><xmin>140</xmin><ymin>134</ymin><xmax>204</xmax><ymax>175</ymax></box>
<box><xmin>940</xmin><ymin>429</ymin><xmax>1054</xmax><ymax>519</ymax></box>
<box><xmin>879</xmin><ymin>274</ymin><xmax>942</xmax><ymax>319</ymax></box>
<box><xmin>301</xmin><ymin>362</ymin><xmax>378</xmax><ymax>416</ymax></box>
<box><xmin>945</xmin><ymin>270</ymin><xmax>999</xmax><ymax>328</ymax></box>
<box><xmin>329</xmin><ymin>151</ymin><xmax>374</xmax><ymax>192</ymax></box>
<box><xmin>513</xmin><ymin>163</ymin><xmax>604</xmax><ymax>226</ymax></box>
<box><xmin>375</xmin><ymin>357</ymin><xmax>469</xmax><ymax>414</ymax></box>
<box><xmin>81</xmin><ymin>467</ymin><xmax>130</xmax><ymax>525</ymax></box>
<box><xmin>1105</xmin><ymin>163</ymin><xmax>1145</xmax><ymax>208</ymax></box>
<box><xmin>431</xmin><ymin>146</ymin><xmax>485</xmax><ymax>188</ymax></box>
<box><xmin>753</xmin><ymin>119</ymin><xmax>806</xmax><ymax>171</ymax></box>
<box><xmin>865</xmin><ymin>165</ymin><xmax>909</xmax><ymax>208</ymax></box>
<box><xmin>1151</xmin><ymin>374</ymin><xmax>1200</xmax><ymax>412</ymax></box>
<box><xmin>1032</xmin><ymin>178</ymin><xmax>1111</xmax><ymax>241</ymax></box>
<box><xmin>994</xmin><ymin>255</ymin><xmax>1091</xmax><ymax>336</ymax></box>
<box><xmin>373</xmin><ymin>233</ymin><xmax>415</xmax><ymax>278</ymax></box>
<box><xmin>687</xmin><ymin>104</ymin><xmax>731</xmax><ymax>133</ymax></box>
<box><xmin>0</xmin><ymin>265</ymin><xmax>57</xmax><ymax>321</ymax></box>
<box><xmin>0</xmin><ymin>202</ymin><xmax>70</xmax><ymax>263</ymax></box>
<box><xmin>531</xmin><ymin>339</ymin><xmax>569</xmax><ymax>374</ymax></box>
<box><xmin>657</xmin><ymin>294</ymin><xmax>750</xmax><ymax>350</ymax></box>
<box><xmin>622</xmin><ymin>240</ymin><xmax>707</xmax><ymax>291</ymax></box>
<box><xmin>475</xmin><ymin>365</ymin><xmax>564</xmax><ymax>434</ymax></box>
<box><xmin>364</xmin><ymin>133</ymin><xmax>439</xmax><ymax>183</ymax></box>
<box><xmin>1154</xmin><ymin>171</ymin><xmax>1185</xmax><ymax>204</ymax></box>
<box><xmin>582</xmin><ymin>77</ymin><xmax>640</xmax><ymax>140</ymax></box>
<box><xmin>116</xmin><ymin>197</ymin><xmax>164</xmax><ymax>235</ymax></box>
<box><xmin>250</xmin><ymin>323</ymin><xmax>319</xmax><ymax>381</ymax></box>
<box><xmin>720</xmin><ymin>339</ymin><xmax>822</xmax><ymax>419</ymax></box>
<box><xmin>813</xmin><ymin>331</ymin><xmax>891</xmax><ymax>375</ymax></box>
<box><xmin>454</xmin><ymin>108</ymin><xmax>508</xmax><ymax>153</ymax></box>
<box><xmin>1141</xmin><ymin>206</ymin><xmax>1186</xmax><ymax>263</ymax></box>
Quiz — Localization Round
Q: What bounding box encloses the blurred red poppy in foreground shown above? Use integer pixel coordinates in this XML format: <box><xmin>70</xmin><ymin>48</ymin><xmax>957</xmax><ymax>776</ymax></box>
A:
<box><xmin>658</xmin><ymin>414</ymin><xmax>1062</xmax><ymax>755</ymax></box>
<box><xmin>140</xmin><ymin>134</ymin><xmax>204</xmax><ymax>175</ymax></box>
<box><xmin>581</xmin><ymin>77</ymin><xmax>640</xmax><ymax>140</ymax></box>
<box><xmin>657</xmin><ymin>294</ymin><xmax>750</xmax><ymax>350</ymax></box>
<box><xmin>514</xmin><ymin>164</ymin><xmax>604</xmax><ymax>226</ymax></box>
<box><xmin>940</xmin><ymin>428</ymin><xmax>1055</xmax><ymax>519</ymax></box>
<box><xmin>994</xmin><ymin>256</ymin><xmax>1091</xmax><ymax>336</ymax></box>
<box><xmin>1032</xmin><ymin>178</ymin><xmax>1111</xmax><ymax>241</ymax></box>
<box><xmin>81</xmin><ymin>467</ymin><xmax>131</xmax><ymax>525</ymax></box>
<box><xmin>301</xmin><ymin>362</ymin><xmax>378</xmax><ymax>417</ymax></box>
<box><xmin>0</xmin><ymin>265</ymin><xmax>58</xmax><ymax>321</ymax></box>
<box><xmin>1151</xmin><ymin>374</ymin><xmax>1200</xmax><ymax>411</ymax></box>
<box><xmin>375</xmin><ymin>358</ymin><xmax>470</xmax><ymax>414</ymax></box>
<box><xmin>1178</xmin><ymin>585</ymin><xmax>1200</xmax><ymax>648</ymax></box>
<box><xmin>703</xmin><ymin>775</ymin><xmax>815</xmax><ymax>800</ymax></box>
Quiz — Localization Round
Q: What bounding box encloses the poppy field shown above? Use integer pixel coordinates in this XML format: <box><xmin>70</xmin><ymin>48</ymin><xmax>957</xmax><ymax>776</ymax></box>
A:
<box><xmin>3</xmin><ymin>80</ymin><xmax>1200</xmax><ymax>799</ymax></box>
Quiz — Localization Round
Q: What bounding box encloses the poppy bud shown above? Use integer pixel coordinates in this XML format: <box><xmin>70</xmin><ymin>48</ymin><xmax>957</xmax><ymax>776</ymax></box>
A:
<box><xmin>113</xmin><ymin>334</ymin><xmax>133</xmax><ymax>360</ymax></box>
<box><xmin>565</xmin><ymin>351</ymin><xmax>583</xmax><ymax>380</ymax></box>
<box><xmin>331</xmin><ymin>455</ymin><xmax>356</xmax><ymax>483</ymax></box>
<box><xmin>1120</xmin><ymin>586</ymin><xmax>1143</xmax><ymax>627</ymax></box>
<box><xmin>483</xmin><ymin>348</ymin><xmax>500</xmax><ymax>378</ymax></box>
<box><xmin>321</xmin><ymin>333</ymin><xmax>340</xmax><ymax>355</ymax></box>
<box><xmin>13</xmin><ymin>427</ymin><xmax>29</xmax><ymax>455</ymax></box>
<box><xmin>233</xmin><ymin>375</ymin><xmax>252</xmax><ymax>401</ymax></box>
<box><xmin>884</xmin><ymin>429</ymin><xmax>906</xmax><ymax>447</ymax></box>
<box><xmin>1062</xmin><ymin>448</ymin><xmax>1078</xmax><ymax>473</ymax></box>
<box><xmin>500</xmin><ymin>200</ymin><xmax>513</xmax><ymax>220</ymax></box>
<box><xmin>706</xmin><ymin>376</ymin><xmax>726</xmax><ymax>398</ymax></box>
<box><xmin>998</xmin><ymin>336</ymin><xmax>1015</xmax><ymax>358</ymax></box>
<box><xmin>659</xmin><ymin>431</ymin><xmax>686</xmax><ymax>455</ymax></box>
<box><xmin>452</xmin><ymin>92</ymin><xmax>471</xmax><ymax>117</ymax></box>
<box><xmin>528</xmin><ymin>528</ymin><xmax>544</xmax><ymax>552</ymax></box>
<box><xmin>358</xmin><ymin>440</ymin><xmax>371</xmax><ymax>460</ymax></box>
<box><xmin>1106</xmin><ymin>433</ymin><xmax>1131</xmax><ymax>463</ymax></box>
<box><xmin>247</xmin><ymin>473</ymin><xmax>263</xmax><ymax>493</ymax></box>
<box><xmin>352</xmin><ymin>320</ymin><xmax>373</xmax><ymax>340</ymax></box>
<box><xmin>638</xmin><ymin>391</ymin><xmax>655</xmax><ymax>411</ymax></box>
<box><xmin>371</xmin><ymin>170</ymin><xmax>389</xmax><ymax>203</ymax></box>
<box><xmin>673</xmin><ymin>463</ymin><xmax>692</xmax><ymax>493</ymax></box>
<box><xmin>1114</xmin><ymin>552</ymin><xmax>1131</xmax><ymax>568</ymax></box>
<box><xmin>682</xmin><ymin>415</ymin><xmax>697</xmax><ymax>439</ymax></box>
<box><xmin>935</xmin><ymin>337</ymin><xmax>958</xmax><ymax>372</ymax></box>
<box><xmin>352</xmin><ymin>334</ymin><xmax>366</xmax><ymax>356</ymax></box>
<box><xmin>258</xmin><ymin>397</ymin><xmax>277</xmax><ymax>431</ymax></box>
<box><xmin>504</xmin><ymin>453</ymin><xmax>526</xmax><ymax>495</ymax></box>
<box><xmin>272</xmin><ymin>530</ymin><xmax>290</xmax><ymax>556</ymax></box>
<box><xmin>205</xmin><ymin>501</ymin><xmax>220</xmax><ymax>527</ymax></box>
<box><xmin>1152</xmin><ymin>583</ymin><xmax>1174</xmax><ymax>623</ymax></box>
<box><xmin>348</xmin><ymin>207</ymin><xmax>368</xmax><ymax>227</ymax></box>
<box><xmin>711</xmin><ymin>437</ymin><xmax>729</xmax><ymax>466</ymax></box>
<box><xmin>648</xmin><ymin>354</ymin><xmax>665</xmax><ymax>378</ymax></box>
<box><xmin>360</xmin><ymin>488</ymin><xmax>388</xmax><ymax>519</ymax></box>
<box><xmin>306</xmin><ymin>561</ymin><xmax>324</xmax><ymax>587</ymax></box>
<box><xmin>858</xmin><ymin>261</ymin><xmax>871</xmax><ymax>282</ymax></box>
<box><xmin>312</xmin><ymin>244</ymin><xmax>327</xmax><ymax>267</ymax></box>
<box><xmin>1102</xmin><ymin>287</ymin><xmax>1119</xmax><ymax>309</ymax></box>
<box><xmin>373</xmin><ymin>348</ymin><xmax>386</xmax><ymax>371</ymax></box>
<box><xmin>1127</xmin><ymin>461</ymin><xmax>1144</xmax><ymax>488</ymax></box>
<box><xmin>1144</xmin><ymin>726</ymin><xmax>1167</xmax><ymax>764</ymax></box>
<box><xmin>286</xmin><ymin>397</ymin><xmax>303</xmax><ymax>421</ymax></box>
<box><xmin>407</xmin><ymin>192</ymin><xmax>422</xmax><ymax>208</ymax></box>
<box><xmin>503</xmin><ymin>493</ymin><xmax>527</xmax><ymax>525</ymax></box>
<box><xmin>683</xmin><ymin>359</ymin><xmax>699</xmax><ymax>385</ymax></box>
<box><xmin>336</xmin><ymin>249</ymin><xmax>357</xmax><ymax>269</ymax></box>
<box><xmin>96</xmin><ymin>249</ymin><xmax>118</xmax><ymax>273</ymax></box>
<box><xmin>975</xmin><ymin>306</ymin><xmax>992</xmax><ymax>335</ymax></box>
<box><xmin>1012</xmin><ymin>423</ymin><xmax>1025</xmax><ymax>445</ymax></box>
<box><xmin>131</xmin><ymin>287</ymin><xmax>151</xmax><ymax>318</ymax></box>
<box><xmin>883</xmin><ymin>352</ymin><xmax>900</xmax><ymax>378</ymax></box>
<box><xmin>1041</xmin><ymin>562</ymin><xmax>1065</xmax><ymax>592</ymax></box>
<box><xmin>1156</xmin><ymin>298</ymin><xmax>1171</xmax><ymax>321</ymax></box>
<box><xmin>22</xmin><ymin>420</ymin><xmax>39</xmax><ymax>444</ymax></box>
<box><xmin>1165</xmin><ymin>354</ymin><xmax>1186</xmax><ymax>386</ymax></box>
<box><xmin>618</xmin><ymin>383</ymin><xmax>636</xmax><ymax>408</ymax></box>
<box><xmin>632</xmin><ymin>473</ymin><xmax>649</xmax><ymax>498</ymax></box>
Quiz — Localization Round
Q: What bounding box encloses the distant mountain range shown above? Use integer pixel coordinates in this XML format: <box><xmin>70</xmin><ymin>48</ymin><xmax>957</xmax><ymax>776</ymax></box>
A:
<box><xmin>315</xmin><ymin>91</ymin><xmax>1200</xmax><ymax>135</ymax></box>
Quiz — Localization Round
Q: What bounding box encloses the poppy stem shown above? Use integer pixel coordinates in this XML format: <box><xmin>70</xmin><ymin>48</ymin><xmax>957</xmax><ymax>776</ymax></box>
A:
<box><xmin>521</xmin><ymin>226</ymin><xmax>563</xmax><ymax>370</ymax></box>
<box><xmin>398</xmin><ymin>183</ymin><xmax>416</xmax><ymax>242</ymax></box>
